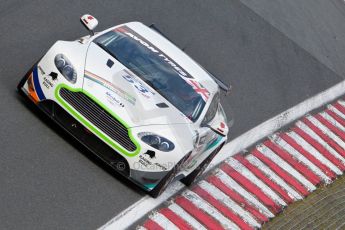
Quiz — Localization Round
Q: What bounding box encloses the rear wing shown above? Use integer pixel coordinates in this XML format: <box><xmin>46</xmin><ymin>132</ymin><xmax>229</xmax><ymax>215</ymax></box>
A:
<box><xmin>149</xmin><ymin>23</ymin><xmax>232</xmax><ymax>95</ymax></box>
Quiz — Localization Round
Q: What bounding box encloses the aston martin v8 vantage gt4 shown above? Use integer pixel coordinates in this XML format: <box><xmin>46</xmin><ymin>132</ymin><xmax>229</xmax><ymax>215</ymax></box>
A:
<box><xmin>17</xmin><ymin>15</ymin><xmax>231</xmax><ymax>197</ymax></box>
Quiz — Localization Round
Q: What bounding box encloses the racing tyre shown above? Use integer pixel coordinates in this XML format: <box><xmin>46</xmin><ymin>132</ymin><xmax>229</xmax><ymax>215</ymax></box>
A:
<box><xmin>149</xmin><ymin>166</ymin><xmax>178</xmax><ymax>198</ymax></box>
<box><xmin>181</xmin><ymin>142</ymin><xmax>224</xmax><ymax>186</ymax></box>
<box><xmin>149</xmin><ymin>156</ymin><xmax>188</xmax><ymax>198</ymax></box>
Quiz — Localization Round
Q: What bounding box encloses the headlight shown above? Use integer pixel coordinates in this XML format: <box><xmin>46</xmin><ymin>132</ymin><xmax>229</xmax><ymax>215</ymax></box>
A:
<box><xmin>54</xmin><ymin>54</ymin><xmax>77</xmax><ymax>83</ymax></box>
<box><xmin>138</xmin><ymin>132</ymin><xmax>175</xmax><ymax>152</ymax></box>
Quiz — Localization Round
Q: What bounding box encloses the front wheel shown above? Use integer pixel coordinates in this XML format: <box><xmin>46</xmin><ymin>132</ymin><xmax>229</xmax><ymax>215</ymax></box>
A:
<box><xmin>181</xmin><ymin>143</ymin><xmax>224</xmax><ymax>186</ymax></box>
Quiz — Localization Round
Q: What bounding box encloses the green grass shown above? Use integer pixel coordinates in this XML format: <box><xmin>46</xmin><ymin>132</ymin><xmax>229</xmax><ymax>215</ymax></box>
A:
<box><xmin>263</xmin><ymin>175</ymin><xmax>345</xmax><ymax>230</ymax></box>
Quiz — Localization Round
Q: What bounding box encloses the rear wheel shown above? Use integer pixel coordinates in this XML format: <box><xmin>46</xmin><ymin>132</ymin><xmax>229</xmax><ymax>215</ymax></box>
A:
<box><xmin>181</xmin><ymin>143</ymin><xmax>224</xmax><ymax>186</ymax></box>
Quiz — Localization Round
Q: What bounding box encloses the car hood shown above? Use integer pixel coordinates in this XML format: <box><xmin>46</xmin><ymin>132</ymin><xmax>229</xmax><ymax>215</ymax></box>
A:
<box><xmin>82</xmin><ymin>42</ymin><xmax>194</xmax><ymax>129</ymax></box>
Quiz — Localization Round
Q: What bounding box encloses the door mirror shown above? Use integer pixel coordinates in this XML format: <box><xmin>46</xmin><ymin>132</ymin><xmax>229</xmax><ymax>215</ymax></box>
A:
<box><xmin>80</xmin><ymin>14</ymin><xmax>98</xmax><ymax>35</ymax></box>
<box><xmin>208</xmin><ymin>120</ymin><xmax>229</xmax><ymax>137</ymax></box>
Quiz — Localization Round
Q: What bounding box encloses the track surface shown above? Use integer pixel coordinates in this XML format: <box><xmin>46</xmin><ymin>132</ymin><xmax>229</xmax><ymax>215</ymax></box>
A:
<box><xmin>0</xmin><ymin>0</ymin><xmax>345</xmax><ymax>229</ymax></box>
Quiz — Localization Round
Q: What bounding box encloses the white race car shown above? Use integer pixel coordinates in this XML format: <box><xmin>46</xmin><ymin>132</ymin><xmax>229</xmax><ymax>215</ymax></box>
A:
<box><xmin>17</xmin><ymin>15</ymin><xmax>230</xmax><ymax>197</ymax></box>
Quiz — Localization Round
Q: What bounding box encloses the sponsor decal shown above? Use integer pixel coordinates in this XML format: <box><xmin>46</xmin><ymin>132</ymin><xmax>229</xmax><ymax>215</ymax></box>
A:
<box><xmin>32</xmin><ymin>66</ymin><xmax>46</xmax><ymax>100</ymax></box>
<box><xmin>206</xmin><ymin>135</ymin><xmax>222</xmax><ymax>150</ymax></box>
<box><xmin>37</xmin><ymin>65</ymin><xmax>46</xmax><ymax>75</ymax></box>
<box><xmin>42</xmin><ymin>76</ymin><xmax>54</xmax><ymax>89</ymax></box>
<box><xmin>154</xmin><ymin>163</ymin><xmax>168</xmax><ymax>171</ymax></box>
<box><xmin>188</xmin><ymin>79</ymin><xmax>210</xmax><ymax>101</ymax></box>
<box><xmin>138</xmin><ymin>155</ymin><xmax>153</xmax><ymax>167</ymax></box>
<box><xmin>114</xmin><ymin>26</ymin><xmax>210</xmax><ymax>102</ymax></box>
<box><xmin>106</xmin><ymin>91</ymin><xmax>124</xmax><ymax>107</ymax></box>
<box><xmin>84</xmin><ymin>71</ymin><xmax>136</xmax><ymax>105</ymax></box>
<box><xmin>122</xmin><ymin>70</ymin><xmax>155</xmax><ymax>98</ymax></box>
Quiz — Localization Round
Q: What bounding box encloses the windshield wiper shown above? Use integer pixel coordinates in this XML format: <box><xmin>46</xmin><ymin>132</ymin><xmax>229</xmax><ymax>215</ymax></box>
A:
<box><xmin>95</xmin><ymin>42</ymin><xmax>121</xmax><ymax>62</ymax></box>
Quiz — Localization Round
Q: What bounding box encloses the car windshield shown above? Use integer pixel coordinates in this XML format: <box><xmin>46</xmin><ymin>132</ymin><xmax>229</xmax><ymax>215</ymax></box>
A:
<box><xmin>93</xmin><ymin>28</ymin><xmax>207</xmax><ymax>122</ymax></box>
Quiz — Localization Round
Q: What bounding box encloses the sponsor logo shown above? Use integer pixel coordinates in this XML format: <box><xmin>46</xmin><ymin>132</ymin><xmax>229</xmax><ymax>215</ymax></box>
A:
<box><xmin>42</xmin><ymin>76</ymin><xmax>54</xmax><ymax>89</ymax></box>
<box><xmin>138</xmin><ymin>155</ymin><xmax>153</xmax><ymax>167</ymax></box>
<box><xmin>38</xmin><ymin>65</ymin><xmax>46</xmax><ymax>75</ymax></box>
<box><xmin>154</xmin><ymin>163</ymin><xmax>168</xmax><ymax>171</ymax></box>
<box><xmin>106</xmin><ymin>91</ymin><xmax>124</xmax><ymax>107</ymax></box>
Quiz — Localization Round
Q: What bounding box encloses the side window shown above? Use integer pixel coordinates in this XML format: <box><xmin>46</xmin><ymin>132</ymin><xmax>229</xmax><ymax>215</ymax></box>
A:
<box><xmin>201</xmin><ymin>92</ymin><xmax>220</xmax><ymax>126</ymax></box>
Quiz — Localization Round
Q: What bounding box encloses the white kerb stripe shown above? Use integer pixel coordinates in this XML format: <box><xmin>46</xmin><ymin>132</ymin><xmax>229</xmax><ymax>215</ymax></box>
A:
<box><xmin>321</xmin><ymin>111</ymin><xmax>345</xmax><ymax>132</ymax></box>
<box><xmin>246</xmin><ymin>155</ymin><xmax>302</xmax><ymax>200</ymax></box>
<box><xmin>150</xmin><ymin>212</ymin><xmax>179</xmax><ymax>230</ymax></box>
<box><xmin>136</xmin><ymin>227</ymin><xmax>147</xmax><ymax>230</ymax></box>
<box><xmin>168</xmin><ymin>203</ymin><xmax>207</xmax><ymax>230</ymax></box>
<box><xmin>335</xmin><ymin>100</ymin><xmax>345</xmax><ymax>116</ymax></box>
<box><xmin>226</xmin><ymin>158</ymin><xmax>287</xmax><ymax>207</ymax></box>
<box><xmin>320</xmin><ymin>112</ymin><xmax>345</xmax><ymax>163</ymax></box>
<box><xmin>271</xmin><ymin>133</ymin><xmax>331</xmax><ymax>184</ymax></box>
<box><xmin>258</xmin><ymin>145</ymin><xmax>316</xmax><ymax>191</ymax></box>
<box><xmin>215</xmin><ymin>169</ymin><xmax>274</xmax><ymax>218</ymax></box>
<box><xmin>307</xmin><ymin>115</ymin><xmax>345</xmax><ymax>153</ymax></box>
<box><xmin>328</xmin><ymin>104</ymin><xmax>345</xmax><ymax>120</ymax></box>
<box><xmin>198</xmin><ymin>180</ymin><xmax>261</xmax><ymax>228</ymax></box>
<box><xmin>287</xmin><ymin>131</ymin><xmax>342</xmax><ymax>175</ymax></box>
<box><xmin>183</xmin><ymin>189</ymin><xmax>240</xmax><ymax>230</ymax></box>
<box><xmin>298</xmin><ymin>118</ymin><xmax>345</xmax><ymax>166</ymax></box>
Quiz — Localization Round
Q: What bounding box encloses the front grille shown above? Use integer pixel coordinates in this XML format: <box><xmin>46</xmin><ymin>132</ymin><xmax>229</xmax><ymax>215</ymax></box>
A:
<box><xmin>59</xmin><ymin>87</ymin><xmax>137</xmax><ymax>152</ymax></box>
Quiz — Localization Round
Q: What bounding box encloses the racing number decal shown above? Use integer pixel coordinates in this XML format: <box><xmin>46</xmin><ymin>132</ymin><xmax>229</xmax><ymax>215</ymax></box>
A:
<box><xmin>122</xmin><ymin>72</ymin><xmax>154</xmax><ymax>98</ymax></box>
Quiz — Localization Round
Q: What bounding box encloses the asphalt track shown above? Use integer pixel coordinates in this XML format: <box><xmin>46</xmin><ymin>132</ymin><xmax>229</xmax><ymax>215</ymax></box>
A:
<box><xmin>1</xmin><ymin>0</ymin><xmax>345</xmax><ymax>229</ymax></box>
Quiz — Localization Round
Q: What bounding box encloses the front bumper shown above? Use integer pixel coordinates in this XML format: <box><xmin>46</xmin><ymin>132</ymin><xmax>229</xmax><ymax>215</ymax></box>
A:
<box><xmin>17</xmin><ymin>68</ymin><xmax>168</xmax><ymax>192</ymax></box>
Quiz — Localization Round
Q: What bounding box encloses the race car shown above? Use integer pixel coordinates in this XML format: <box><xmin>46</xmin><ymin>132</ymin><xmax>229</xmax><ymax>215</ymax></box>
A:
<box><xmin>17</xmin><ymin>14</ymin><xmax>230</xmax><ymax>197</ymax></box>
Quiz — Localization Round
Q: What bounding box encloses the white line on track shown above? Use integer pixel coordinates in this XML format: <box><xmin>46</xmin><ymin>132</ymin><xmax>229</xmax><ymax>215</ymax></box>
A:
<box><xmin>99</xmin><ymin>80</ymin><xmax>345</xmax><ymax>230</ymax></box>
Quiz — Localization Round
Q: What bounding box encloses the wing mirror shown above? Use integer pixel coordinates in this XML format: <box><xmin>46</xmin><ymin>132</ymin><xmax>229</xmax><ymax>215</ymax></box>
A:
<box><xmin>80</xmin><ymin>14</ymin><xmax>98</xmax><ymax>36</ymax></box>
<box><xmin>208</xmin><ymin>120</ymin><xmax>229</xmax><ymax>137</ymax></box>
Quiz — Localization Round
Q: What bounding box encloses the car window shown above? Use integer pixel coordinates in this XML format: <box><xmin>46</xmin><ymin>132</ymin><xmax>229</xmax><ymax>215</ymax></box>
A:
<box><xmin>201</xmin><ymin>92</ymin><xmax>219</xmax><ymax>126</ymax></box>
<box><xmin>94</xmin><ymin>28</ymin><xmax>206</xmax><ymax>122</ymax></box>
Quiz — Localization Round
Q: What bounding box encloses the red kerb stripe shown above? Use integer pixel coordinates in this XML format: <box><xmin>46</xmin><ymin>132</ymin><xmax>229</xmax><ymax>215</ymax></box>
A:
<box><xmin>252</xmin><ymin>149</ymin><xmax>309</xmax><ymax>196</ymax></box>
<box><xmin>159</xmin><ymin>208</ymin><xmax>193</xmax><ymax>230</ymax></box>
<box><xmin>193</xmin><ymin>185</ymin><xmax>252</xmax><ymax>230</ymax></box>
<box><xmin>221</xmin><ymin>163</ymin><xmax>282</xmax><ymax>214</ymax></box>
<box><xmin>207</xmin><ymin>175</ymin><xmax>268</xmax><ymax>223</ymax></box>
<box><xmin>299</xmin><ymin>117</ymin><xmax>345</xmax><ymax>171</ymax></box>
<box><xmin>280</xmin><ymin>131</ymin><xmax>336</xmax><ymax>180</ymax></box>
<box><xmin>234</xmin><ymin>154</ymin><xmax>293</xmax><ymax>203</ymax></box>
<box><xmin>175</xmin><ymin>196</ymin><xmax>225</xmax><ymax>230</ymax></box>
<box><xmin>143</xmin><ymin>219</ymin><xmax>164</xmax><ymax>230</ymax></box>
<box><xmin>264</xmin><ymin>140</ymin><xmax>321</xmax><ymax>185</ymax></box>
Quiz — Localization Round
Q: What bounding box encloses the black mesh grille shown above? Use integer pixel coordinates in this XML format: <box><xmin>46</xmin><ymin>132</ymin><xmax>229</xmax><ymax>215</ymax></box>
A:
<box><xmin>59</xmin><ymin>87</ymin><xmax>137</xmax><ymax>152</ymax></box>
